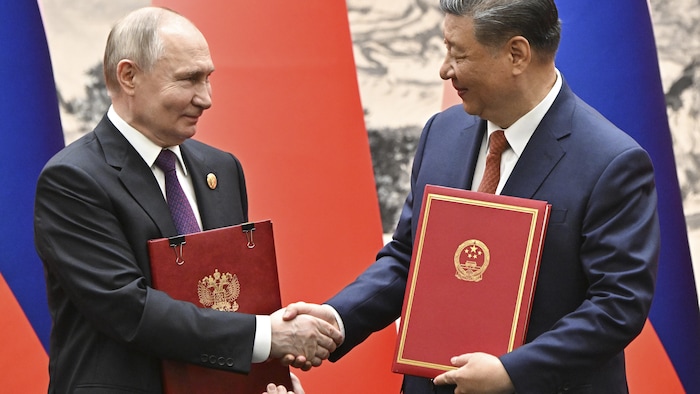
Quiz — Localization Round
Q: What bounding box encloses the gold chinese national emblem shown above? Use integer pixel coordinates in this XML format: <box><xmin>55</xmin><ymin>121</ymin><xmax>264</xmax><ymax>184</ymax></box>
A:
<box><xmin>454</xmin><ymin>239</ymin><xmax>490</xmax><ymax>282</ymax></box>
<box><xmin>197</xmin><ymin>269</ymin><xmax>240</xmax><ymax>311</ymax></box>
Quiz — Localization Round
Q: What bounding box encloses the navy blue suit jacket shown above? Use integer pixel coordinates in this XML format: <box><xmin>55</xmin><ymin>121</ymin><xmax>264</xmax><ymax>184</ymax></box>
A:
<box><xmin>35</xmin><ymin>116</ymin><xmax>254</xmax><ymax>393</ymax></box>
<box><xmin>327</xmin><ymin>81</ymin><xmax>659</xmax><ymax>394</ymax></box>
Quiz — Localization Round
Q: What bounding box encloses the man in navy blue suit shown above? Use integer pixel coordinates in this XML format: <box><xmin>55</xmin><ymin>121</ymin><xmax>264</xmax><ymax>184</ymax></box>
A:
<box><xmin>284</xmin><ymin>0</ymin><xmax>659</xmax><ymax>393</ymax></box>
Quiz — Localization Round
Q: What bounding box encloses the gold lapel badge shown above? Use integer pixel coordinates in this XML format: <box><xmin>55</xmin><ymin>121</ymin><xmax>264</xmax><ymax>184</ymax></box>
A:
<box><xmin>206</xmin><ymin>173</ymin><xmax>217</xmax><ymax>190</ymax></box>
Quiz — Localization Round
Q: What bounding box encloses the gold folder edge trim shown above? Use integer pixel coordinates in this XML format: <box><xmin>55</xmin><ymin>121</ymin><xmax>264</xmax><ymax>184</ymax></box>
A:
<box><xmin>396</xmin><ymin>192</ymin><xmax>546</xmax><ymax>366</ymax></box>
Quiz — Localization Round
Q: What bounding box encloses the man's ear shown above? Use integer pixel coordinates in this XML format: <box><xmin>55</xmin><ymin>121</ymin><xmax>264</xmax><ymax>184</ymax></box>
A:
<box><xmin>508</xmin><ymin>36</ymin><xmax>531</xmax><ymax>75</ymax></box>
<box><xmin>116</xmin><ymin>59</ymin><xmax>138</xmax><ymax>95</ymax></box>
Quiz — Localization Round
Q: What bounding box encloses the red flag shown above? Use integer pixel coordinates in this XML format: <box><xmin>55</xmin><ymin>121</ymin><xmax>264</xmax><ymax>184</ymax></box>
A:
<box><xmin>0</xmin><ymin>275</ymin><xmax>49</xmax><ymax>391</ymax></box>
<box><xmin>153</xmin><ymin>1</ymin><xmax>401</xmax><ymax>392</ymax></box>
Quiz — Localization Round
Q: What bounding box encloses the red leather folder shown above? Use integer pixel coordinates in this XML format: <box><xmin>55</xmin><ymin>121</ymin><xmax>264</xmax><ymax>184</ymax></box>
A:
<box><xmin>148</xmin><ymin>220</ymin><xmax>292</xmax><ymax>393</ymax></box>
<box><xmin>393</xmin><ymin>185</ymin><xmax>551</xmax><ymax>378</ymax></box>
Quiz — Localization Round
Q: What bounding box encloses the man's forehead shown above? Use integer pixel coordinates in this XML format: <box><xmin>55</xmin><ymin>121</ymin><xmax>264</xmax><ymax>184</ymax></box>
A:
<box><xmin>442</xmin><ymin>15</ymin><xmax>474</xmax><ymax>43</ymax></box>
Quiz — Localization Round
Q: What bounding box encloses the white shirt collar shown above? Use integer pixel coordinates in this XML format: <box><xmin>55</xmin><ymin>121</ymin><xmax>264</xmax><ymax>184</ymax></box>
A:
<box><xmin>486</xmin><ymin>68</ymin><xmax>563</xmax><ymax>157</ymax></box>
<box><xmin>107</xmin><ymin>105</ymin><xmax>188</xmax><ymax>175</ymax></box>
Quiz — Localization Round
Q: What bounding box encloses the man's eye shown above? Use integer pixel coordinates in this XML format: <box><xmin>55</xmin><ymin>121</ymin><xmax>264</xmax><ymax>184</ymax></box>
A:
<box><xmin>179</xmin><ymin>75</ymin><xmax>198</xmax><ymax>82</ymax></box>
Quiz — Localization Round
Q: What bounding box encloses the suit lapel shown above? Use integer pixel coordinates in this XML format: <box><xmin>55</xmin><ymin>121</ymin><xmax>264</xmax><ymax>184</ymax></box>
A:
<box><xmin>94</xmin><ymin>117</ymin><xmax>178</xmax><ymax>237</ymax></box>
<box><xmin>180</xmin><ymin>142</ymin><xmax>227</xmax><ymax>230</ymax></box>
<box><xmin>501</xmin><ymin>82</ymin><xmax>575</xmax><ymax>199</ymax></box>
<box><xmin>427</xmin><ymin>108</ymin><xmax>484</xmax><ymax>190</ymax></box>
<box><xmin>460</xmin><ymin>120</ymin><xmax>486</xmax><ymax>190</ymax></box>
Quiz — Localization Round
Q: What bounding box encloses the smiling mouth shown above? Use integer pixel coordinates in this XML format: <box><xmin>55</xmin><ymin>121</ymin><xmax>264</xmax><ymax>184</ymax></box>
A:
<box><xmin>452</xmin><ymin>83</ymin><xmax>466</xmax><ymax>95</ymax></box>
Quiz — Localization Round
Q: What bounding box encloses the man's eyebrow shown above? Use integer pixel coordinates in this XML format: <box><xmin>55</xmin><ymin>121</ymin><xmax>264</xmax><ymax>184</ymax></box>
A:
<box><xmin>444</xmin><ymin>36</ymin><xmax>455</xmax><ymax>46</ymax></box>
<box><xmin>444</xmin><ymin>39</ymin><xmax>457</xmax><ymax>51</ymax></box>
<box><xmin>177</xmin><ymin>68</ymin><xmax>214</xmax><ymax>78</ymax></box>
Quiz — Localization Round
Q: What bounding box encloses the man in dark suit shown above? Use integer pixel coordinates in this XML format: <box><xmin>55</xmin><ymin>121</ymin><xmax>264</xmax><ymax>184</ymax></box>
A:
<box><xmin>283</xmin><ymin>1</ymin><xmax>660</xmax><ymax>393</ymax></box>
<box><xmin>34</xmin><ymin>7</ymin><xmax>338</xmax><ymax>393</ymax></box>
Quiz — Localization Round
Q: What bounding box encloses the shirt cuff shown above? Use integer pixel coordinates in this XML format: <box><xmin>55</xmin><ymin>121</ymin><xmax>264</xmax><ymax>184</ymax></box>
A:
<box><xmin>325</xmin><ymin>304</ymin><xmax>346</xmax><ymax>341</ymax></box>
<box><xmin>252</xmin><ymin>315</ymin><xmax>271</xmax><ymax>363</ymax></box>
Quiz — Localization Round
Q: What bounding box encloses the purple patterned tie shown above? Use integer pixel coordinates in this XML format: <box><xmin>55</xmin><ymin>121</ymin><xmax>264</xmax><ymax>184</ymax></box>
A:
<box><xmin>154</xmin><ymin>149</ymin><xmax>201</xmax><ymax>234</ymax></box>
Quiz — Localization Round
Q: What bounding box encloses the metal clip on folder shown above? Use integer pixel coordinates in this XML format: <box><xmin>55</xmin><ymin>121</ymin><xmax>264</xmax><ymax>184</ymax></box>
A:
<box><xmin>168</xmin><ymin>235</ymin><xmax>186</xmax><ymax>265</ymax></box>
<box><xmin>242</xmin><ymin>222</ymin><xmax>256</xmax><ymax>249</ymax></box>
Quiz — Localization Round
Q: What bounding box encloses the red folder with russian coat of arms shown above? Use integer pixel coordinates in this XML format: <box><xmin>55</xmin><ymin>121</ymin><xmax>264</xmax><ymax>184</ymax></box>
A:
<box><xmin>392</xmin><ymin>185</ymin><xmax>551</xmax><ymax>378</ymax></box>
<box><xmin>147</xmin><ymin>220</ymin><xmax>292</xmax><ymax>393</ymax></box>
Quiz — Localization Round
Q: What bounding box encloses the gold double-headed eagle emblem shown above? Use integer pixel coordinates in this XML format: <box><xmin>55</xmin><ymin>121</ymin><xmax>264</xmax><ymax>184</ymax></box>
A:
<box><xmin>197</xmin><ymin>269</ymin><xmax>240</xmax><ymax>311</ymax></box>
<box><xmin>454</xmin><ymin>239</ymin><xmax>490</xmax><ymax>282</ymax></box>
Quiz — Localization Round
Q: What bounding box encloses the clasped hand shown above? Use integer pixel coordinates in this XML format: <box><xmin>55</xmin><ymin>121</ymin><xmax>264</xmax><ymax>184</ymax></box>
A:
<box><xmin>269</xmin><ymin>305</ymin><xmax>343</xmax><ymax>370</ymax></box>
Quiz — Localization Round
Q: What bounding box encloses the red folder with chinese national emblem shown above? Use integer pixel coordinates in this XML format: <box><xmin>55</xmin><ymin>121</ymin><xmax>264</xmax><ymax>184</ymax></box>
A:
<box><xmin>147</xmin><ymin>220</ymin><xmax>292</xmax><ymax>394</ymax></box>
<box><xmin>392</xmin><ymin>185</ymin><xmax>551</xmax><ymax>378</ymax></box>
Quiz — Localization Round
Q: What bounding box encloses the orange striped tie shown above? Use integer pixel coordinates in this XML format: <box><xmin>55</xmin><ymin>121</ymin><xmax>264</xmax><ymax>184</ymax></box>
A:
<box><xmin>477</xmin><ymin>130</ymin><xmax>509</xmax><ymax>194</ymax></box>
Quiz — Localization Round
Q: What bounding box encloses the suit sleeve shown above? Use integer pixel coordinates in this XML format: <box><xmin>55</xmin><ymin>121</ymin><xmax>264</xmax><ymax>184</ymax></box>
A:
<box><xmin>325</xmin><ymin>113</ymin><xmax>444</xmax><ymax>360</ymax></box>
<box><xmin>500</xmin><ymin>147</ymin><xmax>660</xmax><ymax>393</ymax></box>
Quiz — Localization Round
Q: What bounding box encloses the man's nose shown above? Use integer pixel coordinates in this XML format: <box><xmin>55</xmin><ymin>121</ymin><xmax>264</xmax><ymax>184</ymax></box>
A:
<box><xmin>439</xmin><ymin>57</ymin><xmax>453</xmax><ymax>80</ymax></box>
<box><xmin>193</xmin><ymin>83</ymin><xmax>212</xmax><ymax>109</ymax></box>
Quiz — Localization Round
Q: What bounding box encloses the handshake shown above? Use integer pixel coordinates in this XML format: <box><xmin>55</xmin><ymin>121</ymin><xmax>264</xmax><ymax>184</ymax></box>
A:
<box><xmin>269</xmin><ymin>302</ymin><xmax>342</xmax><ymax>370</ymax></box>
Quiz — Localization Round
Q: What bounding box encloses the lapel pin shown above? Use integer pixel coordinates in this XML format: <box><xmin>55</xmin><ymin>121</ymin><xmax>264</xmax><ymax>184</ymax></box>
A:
<box><xmin>206</xmin><ymin>173</ymin><xmax>217</xmax><ymax>190</ymax></box>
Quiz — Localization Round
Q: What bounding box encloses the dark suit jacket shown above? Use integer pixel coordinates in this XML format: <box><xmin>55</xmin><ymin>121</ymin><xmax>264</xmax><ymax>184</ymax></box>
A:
<box><xmin>327</xmin><ymin>81</ymin><xmax>660</xmax><ymax>394</ymax></box>
<box><xmin>35</xmin><ymin>115</ymin><xmax>254</xmax><ymax>393</ymax></box>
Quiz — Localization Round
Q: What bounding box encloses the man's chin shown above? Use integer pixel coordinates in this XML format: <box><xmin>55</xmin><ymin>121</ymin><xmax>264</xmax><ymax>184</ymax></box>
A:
<box><xmin>461</xmin><ymin>102</ymin><xmax>476</xmax><ymax>115</ymax></box>
<box><xmin>168</xmin><ymin>129</ymin><xmax>197</xmax><ymax>146</ymax></box>
<box><xmin>181</xmin><ymin>126</ymin><xmax>198</xmax><ymax>139</ymax></box>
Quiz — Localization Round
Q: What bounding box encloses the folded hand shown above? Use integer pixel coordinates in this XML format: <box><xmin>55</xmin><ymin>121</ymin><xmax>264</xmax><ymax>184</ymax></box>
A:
<box><xmin>269</xmin><ymin>307</ymin><xmax>343</xmax><ymax>370</ymax></box>
<box><xmin>278</xmin><ymin>302</ymin><xmax>344</xmax><ymax>369</ymax></box>
<box><xmin>263</xmin><ymin>372</ymin><xmax>305</xmax><ymax>394</ymax></box>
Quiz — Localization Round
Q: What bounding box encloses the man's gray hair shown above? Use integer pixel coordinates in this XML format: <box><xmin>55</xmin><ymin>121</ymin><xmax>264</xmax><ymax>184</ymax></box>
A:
<box><xmin>440</xmin><ymin>0</ymin><xmax>561</xmax><ymax>58</ymax></box>
<box><xmin>103</xmin><ymin>7</ymin><xmax>178</xmax><ymax>92</ymax></box>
